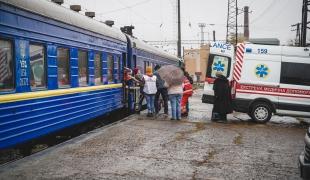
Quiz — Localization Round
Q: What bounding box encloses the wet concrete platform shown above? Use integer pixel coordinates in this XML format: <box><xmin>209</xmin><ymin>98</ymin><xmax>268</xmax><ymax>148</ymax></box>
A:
<box><xmin>0</xmin><ymin>90</ymin><xmax>307</xmax><ymax>179</ymax></box>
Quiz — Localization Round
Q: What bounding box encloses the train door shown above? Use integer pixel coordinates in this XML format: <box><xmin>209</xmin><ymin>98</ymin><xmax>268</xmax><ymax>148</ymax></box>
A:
<box><xmin>123</xmin><ymin>51</ymin><xmax>136</xmax><ymax>112</ymax></box>
<box><xmin>122</xmin><ymin>52</ymin><xmax>129</xmax><ymax>108</ymax></box>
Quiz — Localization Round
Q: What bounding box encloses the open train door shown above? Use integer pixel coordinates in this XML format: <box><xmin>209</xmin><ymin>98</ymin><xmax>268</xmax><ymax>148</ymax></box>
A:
<box><xmin>122</xmin><ymin>34</ymin><xmax>139</xmax><ymax>113</ymax></box>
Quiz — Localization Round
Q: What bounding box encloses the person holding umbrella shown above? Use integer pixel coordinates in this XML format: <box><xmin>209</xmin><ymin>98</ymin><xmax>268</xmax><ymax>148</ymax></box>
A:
<box><xmin>158</xmin><ymin>65</ymin><xmax>184</xmax><ymax>120</ymax></box>
<box><xmin>154</xmin><ymin>65</ymin><xmax>168</xmax><ymax>115</ymax></box>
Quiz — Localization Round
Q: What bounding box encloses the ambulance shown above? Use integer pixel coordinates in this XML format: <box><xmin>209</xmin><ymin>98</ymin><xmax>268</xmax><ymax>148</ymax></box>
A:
<box><xmin>202</xmin><ymin>41</ymin><xmax>310</xmax><ymax>123</ymax></box>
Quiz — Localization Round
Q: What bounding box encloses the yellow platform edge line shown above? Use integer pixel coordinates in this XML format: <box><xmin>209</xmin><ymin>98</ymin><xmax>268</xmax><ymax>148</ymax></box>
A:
<box><xmin>0</xmin><ymin>84</ymin><xmax>123</xmax><ymax>104</ymax></box>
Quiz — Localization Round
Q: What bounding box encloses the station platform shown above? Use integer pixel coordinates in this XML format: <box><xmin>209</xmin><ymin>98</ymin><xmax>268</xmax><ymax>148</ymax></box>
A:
<box><xmin>0</xmin><ymin>90</ymin><xmax>307</xmax><ymax>179</ymax></box>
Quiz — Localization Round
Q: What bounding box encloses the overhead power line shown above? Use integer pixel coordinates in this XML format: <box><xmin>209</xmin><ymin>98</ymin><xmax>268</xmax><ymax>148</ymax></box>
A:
<box><xmin>97</xmin><ymin>0</ymin><xmax>152</xmax><ymax>15</ymax></box>
<box><xmin>250</xmin><ymin>0</ymin><xmax>276</xmax><ymax>24</ymax></box>
<box><xmin>145</xmin><ymin>40</ymin><xmax>226</xmax><ymax>45</ymax></box>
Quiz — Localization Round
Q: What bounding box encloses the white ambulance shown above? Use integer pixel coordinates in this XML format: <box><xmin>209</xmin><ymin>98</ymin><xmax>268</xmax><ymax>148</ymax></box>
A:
<box><xmin>202</xmin><ymin>41</ymin><xmax>310</xmax><ymax>123</ymax></box>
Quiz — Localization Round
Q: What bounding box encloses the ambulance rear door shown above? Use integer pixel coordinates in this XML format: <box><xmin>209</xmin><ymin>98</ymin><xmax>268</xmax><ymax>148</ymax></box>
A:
<box><xmin>202</xmin><ymin>42</ymin><xmax>234</xmax><ymax>104</ymax></box>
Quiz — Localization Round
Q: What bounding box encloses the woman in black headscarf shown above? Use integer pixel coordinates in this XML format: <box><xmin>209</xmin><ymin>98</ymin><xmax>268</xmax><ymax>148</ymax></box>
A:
<box><xmin>212</xmin><ymin>71</ymin><xmax>233</xmax><ymax>121</ymax></box>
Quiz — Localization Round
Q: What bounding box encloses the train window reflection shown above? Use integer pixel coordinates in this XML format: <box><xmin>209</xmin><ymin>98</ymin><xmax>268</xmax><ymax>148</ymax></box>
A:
<box><xmin>30</xmin><ymin>44</ymin><xmax>46</xmax><ymax>89</ymax></box>
<box><xmin>57</xmin><ymin>48</ymin><xmax>70</xmax><ymax>87</ymax></box>
<box><xmin>78</xmin><ymin>50</ymin><xmax>88</xmax><ymax>86</ymax></box>
<box><xmin>107</xmin><ymin>54</ymin><xmax>114</xmax><ymax>83</ymax></box>
<box><xmin>0</xmin><ymin>39</ymin><xmax>14</xmax><ymax>91</ymax></box>
<box><xmin>94</xmin><ymin>52</ymin><xmax>102</xmax><ymax>85</ymax></box>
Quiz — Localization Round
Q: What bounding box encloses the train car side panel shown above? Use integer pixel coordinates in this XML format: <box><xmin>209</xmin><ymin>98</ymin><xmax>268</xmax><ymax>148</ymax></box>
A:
<box><xmin>0</xmin><ymin>86</ymin><xmax>123</xmax><ymax>148</ymax></box>
<box><xmin>47</xmin><ymin>45</ymin><xmax>58</xmax><ymax>90</ymax></box>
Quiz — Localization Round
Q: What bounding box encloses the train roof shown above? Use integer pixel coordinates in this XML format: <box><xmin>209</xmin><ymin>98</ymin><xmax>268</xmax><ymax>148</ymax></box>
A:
<box><xmin>129</xmin><ymin>36</ymin><xmax>180</xmax><ymax>62</ymax></box>
<box><xmin>0</xmin><ymin>0</ymin><xmax>127</xmax><ymax>42</ymax></box>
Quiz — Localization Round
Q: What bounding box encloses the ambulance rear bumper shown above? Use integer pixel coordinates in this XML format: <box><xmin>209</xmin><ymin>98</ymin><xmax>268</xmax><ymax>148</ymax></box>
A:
<box><xmin>233</xmin><ymin>98</ymin><xmax>251</xmax><ymax>113</ymax></box>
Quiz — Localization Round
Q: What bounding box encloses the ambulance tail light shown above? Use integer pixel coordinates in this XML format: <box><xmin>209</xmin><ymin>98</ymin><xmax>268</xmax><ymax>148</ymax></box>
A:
<box><xmin>231</xmin><ymin>80</ymin><xmax>237</xmax><ymax>99</ymax></box>
<box><xmin>205</xmin><ymin>77</ymin><xmax>215</xmax><ymax>84</ymax></box>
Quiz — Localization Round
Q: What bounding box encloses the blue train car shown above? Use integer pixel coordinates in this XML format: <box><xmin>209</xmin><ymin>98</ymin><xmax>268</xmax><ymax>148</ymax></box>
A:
<box><xmin>128</xmin><ymin>36</ymin><xmax>179</xmax><ymax>73</ymax></box>
<box><xmin>0</xmin><ymin>0</ymin><xmax>128</xmax><ymax>149</ymax></box>
<box><xmin>0</xmin><ymin>0</ymin><xmax>179</xmax><ymax>149</ymax></box>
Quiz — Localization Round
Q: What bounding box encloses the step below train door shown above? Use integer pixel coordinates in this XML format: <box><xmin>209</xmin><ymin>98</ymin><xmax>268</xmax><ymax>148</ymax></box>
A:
<box><xmin>202</xmin><ymin>42</ymin><xmax>234</xmax><ymax>104</ymax></box>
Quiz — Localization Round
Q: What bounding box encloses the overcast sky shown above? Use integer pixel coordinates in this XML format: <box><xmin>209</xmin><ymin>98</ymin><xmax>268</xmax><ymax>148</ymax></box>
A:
<box><xmin>62</xmin><ymin>0</ymin><xmax>304</xmax><ymax>51</ymax></box>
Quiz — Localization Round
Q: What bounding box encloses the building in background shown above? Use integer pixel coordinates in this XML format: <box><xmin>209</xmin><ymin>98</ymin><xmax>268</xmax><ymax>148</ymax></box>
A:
<box><xmin>183</xmin><ymin>44</ymin><xmax>210</xmax><ymax>82</ymax></box>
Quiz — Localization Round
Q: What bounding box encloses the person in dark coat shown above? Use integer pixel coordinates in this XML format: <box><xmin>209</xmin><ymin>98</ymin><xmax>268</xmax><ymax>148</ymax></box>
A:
<box><xmin>212</xmin><ymin>71</ymin><xmax>233</xmax><ymax>121</ymax></box>
<box><xmin>154</xmin><ymin>65</ymin><xmax>169</xmax><ymax>115</ymax></box>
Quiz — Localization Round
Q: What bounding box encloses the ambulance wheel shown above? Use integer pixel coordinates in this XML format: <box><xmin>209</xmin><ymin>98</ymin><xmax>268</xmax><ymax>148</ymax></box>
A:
<box><xmin>250</xmin><ymin>102</ymin><xmax>272</xmax><ymax>123</ymax></box>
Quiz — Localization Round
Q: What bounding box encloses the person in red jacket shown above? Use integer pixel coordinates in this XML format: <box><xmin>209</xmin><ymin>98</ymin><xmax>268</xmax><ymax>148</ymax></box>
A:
<box><xmin>181</xmin><ymin>75</ymin><xmax>193</xmax><ymax>117</ymax></box>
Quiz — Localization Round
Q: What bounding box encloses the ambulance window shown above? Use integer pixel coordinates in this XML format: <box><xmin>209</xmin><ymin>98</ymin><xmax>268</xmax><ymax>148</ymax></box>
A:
<box><xmin>207</xmin><ymin>55</ymin><xmax>231</xmax><ymax>78</ymax></box>
<box><xmin>280</xmin><ymin>62</ymin><xmax>310</xmax><ymax>86</ymax></box>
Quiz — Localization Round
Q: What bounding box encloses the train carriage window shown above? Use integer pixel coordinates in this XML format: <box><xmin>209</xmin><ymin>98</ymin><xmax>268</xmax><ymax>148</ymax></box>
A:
<box><xmin>107</xmin><ymin>54</ymin><xmax>114</xmax><ymax>83</ymax></box>
<box><xmin>0</xmin><ymin>39</ymin><xmax>14</xmax><ymax>91</ymax></box>
<box><xmin>78</xmin><ymin>50</ymin><xmax>88</xmax><ymax>86</ymax></box>
<box><xmin>133</xmin><ymin>55</ymin><xmax>137</xmax><ymax>68</ymax></box>
<box><xmin>117</xmin><ymin>56</ymin><xmax>121</xmax><ymax>81</ymax></box>
<box><xmin>30</xmin><ymin>44</ymin><xmax>46</xmax><ymax>89</ymax></box>
<box><xmin>94</xmin><ymin>52</ymin><xmax>102</xmax><ymax>85</ymax></box>
<box><xmin>122</xmin><ymin>53</ymin><xmax>127</xmax><ymax>67</ymax></box>
<box><xmin>57</xmin><ymin>48</ymin><xmax>70</xmax><ymax>87</ymax></box>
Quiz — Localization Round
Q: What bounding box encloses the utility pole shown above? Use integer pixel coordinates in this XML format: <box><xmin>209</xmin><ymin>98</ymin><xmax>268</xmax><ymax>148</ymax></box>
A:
<box><xmin>291</xmin><ymin>23</ymin><xmax>301</xmax><ymax>46</ymax></box>
<box><xmin>177</xmin><ymin>0</ymin><xmax>182</xmax><ymax>59</ymax></box>
<box><xmin>301</xmin><ymin>0</ymin><xmax>310</xmax><ymax>47</ymax></box>
<box><xmin>213</xmin><ymin>30</ymin><xmax>216</xmax><ymax>41</ymax></box>
<box><xmin>198</xmin><ymin>23</ymin><xmax>206</xmax><ymax>46</ymax></box>
<box><xmin>244</xmin><ymin>6</ymin><xmax>249</xmax><ymax>41</ymax></box>
<box><xmin>226</xmin><ymin>0</ymin><xmax>238</xmax><ymax>45</ymax></box>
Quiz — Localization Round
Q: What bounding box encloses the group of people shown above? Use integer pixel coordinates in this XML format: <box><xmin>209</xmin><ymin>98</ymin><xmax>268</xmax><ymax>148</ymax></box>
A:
<box><xmin>128</xmin><ymin>65</ymin><xmax>193</xmax><ymax>120</ymax></box>
<box><xmin>125</xmin><ymin>65</ymin><xmax>232</xmax><ymax>122</ymax></box>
